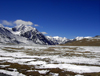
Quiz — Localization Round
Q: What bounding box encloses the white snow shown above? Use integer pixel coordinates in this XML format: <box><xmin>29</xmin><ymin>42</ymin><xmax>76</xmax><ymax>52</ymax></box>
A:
<box><xmin>12</xmin><ymin>31</ymin><xmax>21</xmax><ymax>35</ymax></box>
<box><xmin>28</xmin><ymin>61</ymin><xmax>47</xmax><ymax>65</ymax></box>
<box><xmin>0</xmin><ymin>69</ymin><xmax>25</xmax><ymax>76</ymax></box>
<box><xmin>40</xmin><ymin>64</ymin><xmax>100</xmax><ymax>73</ymax></box>
<box><xmin>38</xmin><ymin>70</ymin><xmax>49</xmax><ymax>74</ymax></box>
<box><xmin>0</xmin><ymin>65</ymin><xmax>10</xmax><ymax>68</ymax></box>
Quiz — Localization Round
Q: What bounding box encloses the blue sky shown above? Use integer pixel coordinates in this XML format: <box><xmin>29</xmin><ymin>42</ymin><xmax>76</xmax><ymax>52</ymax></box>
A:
<box><xmin>0</xmin><ymin>0</ymin><xmax>100</xmax><ymax>39</ymax></box>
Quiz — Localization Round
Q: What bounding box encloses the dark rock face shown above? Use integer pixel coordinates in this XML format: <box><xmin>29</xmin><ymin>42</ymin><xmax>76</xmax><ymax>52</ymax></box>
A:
<box><xmin>12</xmin><ymin>28</ymin><xmax>17</xmax><ymax>31</ymax></box>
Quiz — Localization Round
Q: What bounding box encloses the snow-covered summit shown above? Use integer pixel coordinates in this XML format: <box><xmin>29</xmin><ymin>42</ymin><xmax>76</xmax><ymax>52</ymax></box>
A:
<box><xmin>12</xmin><ymin>24</ymin><xmax>36</xmax><ymax>35</ymax></box>
<box><xmin>14</xmin><ymin>24</ymin><xmax>35</xmax><ymax>31</ymax></box>
<box><xmin>46</xmin><ymin>36</ymin><xmax>69</xmax><ymax>44</ymax></box>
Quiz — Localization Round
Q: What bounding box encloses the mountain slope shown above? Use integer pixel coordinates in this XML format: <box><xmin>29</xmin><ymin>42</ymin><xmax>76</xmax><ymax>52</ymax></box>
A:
<box><xmin>12</xmin><ymin>24</ymin><xmax>55</xmax><ymax>45</ymax></box>
<box><xmin>62</xmin><ymin>38</ymin><xmax>100</xmax><ymax>46</ymax></box>
<box><xmin>0</xmin><ymin>25</ymin><xmax>36</xmax><ymax>45</ymax></box>
<box><xmin>0</xmin><ymin>24</ymin><xmax>55</xmax><ymax>45</ymax></box>
<box><xmin>0</xmin><ymin>26</ymin><xmax>19</xmax><ymax>44</ymax></box>
<box><xmin>75</xmin><ymin>36</ymin><xmax>92</xmax><ymax>41</ymax></box>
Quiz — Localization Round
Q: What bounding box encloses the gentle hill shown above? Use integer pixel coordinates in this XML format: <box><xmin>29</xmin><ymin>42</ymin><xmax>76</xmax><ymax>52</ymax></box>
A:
<box><xmin>61</xmin><ymin>38</ymin><xmax>100</xmax><ymax>46</ymax></box>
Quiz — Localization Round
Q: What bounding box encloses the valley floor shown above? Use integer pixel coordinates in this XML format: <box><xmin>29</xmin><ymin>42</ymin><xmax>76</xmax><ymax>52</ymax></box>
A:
<box><xmin>0</xmin><ymin>44</ymin><xmax>100</xmax><ymax>76</ymax></box>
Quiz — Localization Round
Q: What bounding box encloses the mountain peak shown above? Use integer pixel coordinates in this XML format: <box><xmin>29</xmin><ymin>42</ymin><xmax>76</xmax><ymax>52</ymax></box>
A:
<box><xmin>14</xmin><ymin>24</ymin><xmax>31</xmax><ymax>31</ymax></box>
<box><xmin>12</xmin><ymin>24</ymin><xmax>36</xmax><ymax>33</ymax></box>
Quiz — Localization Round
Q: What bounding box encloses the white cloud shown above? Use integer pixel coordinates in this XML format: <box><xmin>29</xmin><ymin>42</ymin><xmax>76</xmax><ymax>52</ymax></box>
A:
<box><xmin>34</xmin><ymin>24</ymin><xmax>39</xmax><ymax>26</ymax></box>
<box><xmin>0</xmin><ymin>19</ymin><xmax>34</xmax><ymax>26</ymax></box>
<box><xmin>14</xmin><ymin>19</ymin><xmax>33</xmax><ymax>26</ymax></box>
<box><xmin>2</xmin><ymin>20</ymin><xmax>13</xmax><ymax>26</ymax></box>
<box><xmin>41</xmin><ymin>32</ymin><xmax>47</xmax><ymax>35</ymax></box>
<box><xmin>0</xmin><ymin>24</ymin><xmax>4</xmax><ymax>27</ymax></box>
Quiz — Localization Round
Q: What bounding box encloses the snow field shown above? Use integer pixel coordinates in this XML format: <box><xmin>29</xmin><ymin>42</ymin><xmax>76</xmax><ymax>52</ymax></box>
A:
<box><xmin>0</xmin><ymin>44</ymin><xmax>100</xmax><ymax>76</ymax></box>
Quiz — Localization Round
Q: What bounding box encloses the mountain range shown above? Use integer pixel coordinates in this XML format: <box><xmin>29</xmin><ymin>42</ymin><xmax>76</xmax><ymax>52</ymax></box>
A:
<box><xmin>62</xmin><ymin>35</ymin><xmax>100</xmax><ymax>46</ymax></box>
<box><xmin>46</xmin><ymin>36</ymin><xmax>70</xmax><ymax>44</ymax></box>
<box><xmin>0</xmin><ymin>24</ymin><xmax>100</xmax><ymax>45</ymax></box>
<box><xmin>0</xmin><ymin>24</ymin><xmax>69</xmax><ymax>45</ymax></box>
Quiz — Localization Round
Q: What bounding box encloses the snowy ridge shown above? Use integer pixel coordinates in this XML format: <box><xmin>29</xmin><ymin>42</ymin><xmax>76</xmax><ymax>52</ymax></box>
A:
<box><xmin>46</xmin><ymin>36</ymin><xmax>69</xmax><ymax>44</ymax></box>
<box><xmin>12</xmin><ymin>24</ymin><xmax>36</xmax><ymax>35</ymax></box>
<box><xmin>74</xmin><ymin>36</ymin><xmax>100</xmax><ymax>41</ymax></box>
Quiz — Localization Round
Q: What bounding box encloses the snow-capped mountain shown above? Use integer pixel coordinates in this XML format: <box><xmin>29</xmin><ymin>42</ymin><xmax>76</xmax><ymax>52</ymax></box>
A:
<box><xmin>0</xmin><ymin>25</ymin><xmax>19</xmax><ymax>44</ymax></box>
<box><xmin>75</xmin><ymin>36</ymin><xmax>92</xmax><ymax>41</ymax></box>
<box><xmin>0</xmin><ymin>24</ymin><xmax>54</xmax><ymax>45</ymax></box>
<box><xmin>12</xmin><ymin>24</ymin><xmax>35</xmax><ymax>35</ymax></box>
<box><xmin>46</xmin><ymin>36</ymin><xmax>70</xmax><ymax>44</ymax></box>
<box><xmin>93</xmin><ymin>35</ymin><xmax>100</xmax><ymax>39</ymax></box>
<box><xmin>12</xmin><ymin>24</ymin><xmax>55</xmax><ymax>45</ymax></box>
<box><xmin>62</xmin><ymin>35</ymin><xmax>100</xmax><ymax>46</ymax></box>
<box><xmin>0</xmin><ymin>25</ymin><xmax>36</xmax><ymax>44</ymax></box>
<box><xmin>0</xmin><ymin>24</ymin><xmax>99</xmax><ymax>45</ymax></box>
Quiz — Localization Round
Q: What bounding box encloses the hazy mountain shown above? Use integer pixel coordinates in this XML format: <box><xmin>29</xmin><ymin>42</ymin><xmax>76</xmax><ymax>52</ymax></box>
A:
<box><xmin>75</xmin><ymin>36</ymin><xmax>92</xmax><ymax>41</ymax></box>
<box><xmin>46</xmin><ymin>36</ymin><xmax>70</xmax><ymax>44</ymax></box>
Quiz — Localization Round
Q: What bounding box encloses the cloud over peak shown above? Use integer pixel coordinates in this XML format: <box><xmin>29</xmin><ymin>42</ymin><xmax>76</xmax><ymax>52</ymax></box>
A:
<box><xmin>0</xmin><ymin>19</ymin><xmax>41</xmax><ymax>28</ymax></box>
<box><xmin>2</xmin><ymin>20</ymin><xmax>13</xmax><ymax>26</ymax></box>
<box><xmin>14</xmin><ymin>20</ymin><xmax>33</xmax><ymax>26</ymax></box>
<box><xmin>41</xmin><ymin>32</ymin><xmax>47</xmax><ymax>35</ymax></box>
<box><xmin>0</xmin><ymin>19</ymin><xmax>34</xmax><ymax>26</ymax></box>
